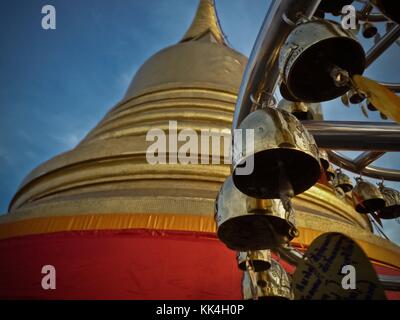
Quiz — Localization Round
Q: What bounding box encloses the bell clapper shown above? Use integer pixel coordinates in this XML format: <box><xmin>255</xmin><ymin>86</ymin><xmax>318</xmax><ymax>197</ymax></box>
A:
<box><xmin>328</xmin><ymin>65</ymin><xmax>350</xmax><ymax>88</ymax></box>
<box><xmin>277</xmin><ymin>160</ymin><xmax>295</xmax><ymax>208</ymax></box>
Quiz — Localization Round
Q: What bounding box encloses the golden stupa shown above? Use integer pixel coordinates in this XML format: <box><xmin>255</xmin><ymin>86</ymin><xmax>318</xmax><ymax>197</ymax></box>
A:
<box><xmin>0</xmin><ymin>0</ymin><xmax>399</xmax><ymax>299</ymax></box>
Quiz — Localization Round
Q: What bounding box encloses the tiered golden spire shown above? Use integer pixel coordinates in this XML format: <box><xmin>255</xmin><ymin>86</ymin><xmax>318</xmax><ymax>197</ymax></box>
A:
<box><xmin>181</xmin><ymin>0</ymin><xmax>226</xmax><ymax>44</ymax></box>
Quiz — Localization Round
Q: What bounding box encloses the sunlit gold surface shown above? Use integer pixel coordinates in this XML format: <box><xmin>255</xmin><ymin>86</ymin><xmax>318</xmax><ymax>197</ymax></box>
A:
<box><xmin>1</xmin><ymin>0</ymin><xmax>398</xmax><ymax>269</ymax></box>
<box><xmin>181</xmin><ymin>0</ymin><xmax>226</xmax><ymax>44</ymax></box>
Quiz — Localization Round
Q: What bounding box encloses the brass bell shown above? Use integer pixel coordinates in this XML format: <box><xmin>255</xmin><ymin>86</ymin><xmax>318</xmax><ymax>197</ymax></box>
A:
<box><xmin>325</xmin><ymin>163</ymin><xmax>336</xmax><ymax>183</ymax></box>
<box><xmin>352</xmin><ymin>177</ymin><xmax>386</xmax><ymax>214</ymax></box>
<box><xmin>279</xmin><ymin>19</ymin><xmax>365</xmax><ymax>102</ymax></box>
<box><xmin>237</xmin><ymin>250</ymin><xmax>272</xmax><ymax>272</ymax></box>
<box><xmin>215</xmin><ymin>176</ymin><xmax>299</xmax><ymax>251</ymax></box>
<box><xmin>371</xmin><ymin>1</ymin><xmax>400</xmax><ymax>24</ymax></box>
<box><xmin>362</xmin><ymin>22</ymin><xmax>378</xmax><ymax>39</ymax></box>
<box><xmin>348</xmin><ymin>88</ymin><xmax>366</xmax><ymax>104</ymax></box>
<box><xmin>277</xmin><ymin>99</ymin><xmax>315</xmax><ymax>120</ymax></box>
<box><xmin>232</xmin><ymin>108</ymin><xmax>321</xmax><ymax>199</ymax></box>
<box><xmin>333</xmin><ymin>169</ymin><xmax>353</xmax><ymax>193</ymax></box>
<box><xmin>318</xmin><ymin>149</ymin><xmax>330</xmax><ymax>171</ymax></box>
<box><xmin>377</xmin><ymin>183</ymin><xmax>400</xmax><ymax>219</ymax></box>
<box><xmin>242</xmin><ymin>259</ymin><xmax>293</xmax><ymax>300</ymax></box>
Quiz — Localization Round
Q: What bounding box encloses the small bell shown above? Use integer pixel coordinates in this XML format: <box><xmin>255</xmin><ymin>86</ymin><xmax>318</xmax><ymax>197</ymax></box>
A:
<box><xmin>215</xmin><ymin>176</ymin><xmax>299</xmax><ymax>251</ymax></box>
<box><xmin>380</xmin><ymin>112</ymin><xmax>388</xmax><ymax>120</ymax></box>
<box><xmin>325</xmin><ymin>163</ymin><xmax>336</xmax><ymax>183</ymax></box>
<box><xmin>277</xmin><ymin>99</ymin><xmax>315</xmax><ymax>120</ymax></box>
<box><xmin>377</xmin><ymin>183</ymin><xmax>400</xmax><ymax>219</ymax></box>
<box><xmin>362</xmin><ymin>22</ymin><xmax>378</xmax><ymax>39</ymax></box>
<box><xmin>348</xmin><ymin>89</ymin><xmax>366</xmax><ymax>104</ymax></box>
<box><xmin>232</xmin><ymin>108</ymin><xmax>321</xmax><ymax>199</ymax></box>
<box><xmin>237</xmin><ymin>250</ymin><xmax>272</xmax><ymax>272</ymax></box>
<box><xmin>242</xmin><ymin>259</ymin><xmax>293</xmax><ymax>300</ymax></box>
<box><xmin>367</xmin><ymin>101</ymin><xmax>377</xmax><ymax>111</ymax></box>
<box><xmin>333</xmin><ymin>169</ymin><xmax>353</xmax><ymax>193</ymax></box>
<box><xmin>352</xmin><ymin>177</ymin><xmax>386</xmax><ymax>214</ymax></box>
<box><xmin>279</xmin><ymin>19</ymin><xmax>365</xmax><ymax>102</ymax></box>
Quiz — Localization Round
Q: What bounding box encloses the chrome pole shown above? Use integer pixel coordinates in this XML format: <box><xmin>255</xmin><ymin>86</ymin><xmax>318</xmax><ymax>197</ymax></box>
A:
<box><xmin>232</xmin><ymin>0</ymin><xmax>321</xmax><ymax>130</ymax></box>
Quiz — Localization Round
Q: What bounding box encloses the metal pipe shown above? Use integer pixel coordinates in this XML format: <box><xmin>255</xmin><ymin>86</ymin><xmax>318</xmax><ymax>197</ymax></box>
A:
<box><xmin>302</xmin><ymin>121</ymin><xmax>400</xmax><ymax>151</ymax></box>
<box><xmin>328</xmin><ymin>150</ymin><xmax>400</xmax><ymax>181</ymax></box>
<box><xmin>380</xmin><ymin>82</ymin><xmax>400</xmax><ymax>92</ymax></box>
<box><xmin>354</xmin><ymin>151</ymin><xmax>385</xmax><ymax>169</ymax></box>
<box><xmin>277</xmin><ymin>246</ymin><xmax>400</xmax><ymax>291</ymax></box>
<box><xmin>366</xmin><ymin>25</ymin><xmax>400</xmax><ymax>67</ymax></box>
<box><xmin>232</xmin><ymin>0</ymin><xmax>321</xmax><ymax>130</ymax></box>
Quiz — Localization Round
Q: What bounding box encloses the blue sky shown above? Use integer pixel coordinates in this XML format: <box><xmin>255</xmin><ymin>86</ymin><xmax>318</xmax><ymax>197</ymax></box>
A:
<box><xmin>0</xmin><ymin>1</ymin><xmax>399</xmax><ymax>243</ymax></box>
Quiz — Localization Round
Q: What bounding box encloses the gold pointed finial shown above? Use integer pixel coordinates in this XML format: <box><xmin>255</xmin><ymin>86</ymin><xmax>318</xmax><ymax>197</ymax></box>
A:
<box><xmin>181</xmin><ymin>0</ymin><xmax>226</xmax><ymax>45</ymax></box>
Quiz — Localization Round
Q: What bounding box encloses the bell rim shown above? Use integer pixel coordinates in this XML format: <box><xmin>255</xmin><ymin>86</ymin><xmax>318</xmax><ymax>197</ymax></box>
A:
<box><xmin>217</xmin><ymin>214</ymin><xmax>295</xmax><ymax>251</ymax></box>
<box><xmin>340</xmin><ymin>183</ymin><xmax>353</xmax><ymax>193</ymax></box>
<box><xmin>238</xmin><ymin>260</ymin><xmax>272</xmax><ymax>272</ymax></box>
<box><xmin>354</xmin><ymin>198</ymin><xmax>386</xmax><ymax>214</ymax></box>
<box><xmin>378</xmin><ymin>205</ymin><xmax>400</xmax><ymax>219</ymax></box>
<box><xmin>233</xmin><ymin>148</ymin><xmax>321</xmax><ymax>199</ymax></box>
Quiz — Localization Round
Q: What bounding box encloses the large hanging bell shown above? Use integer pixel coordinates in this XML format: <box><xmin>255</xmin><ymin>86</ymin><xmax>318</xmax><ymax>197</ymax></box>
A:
<box><xmin>352</xmin><ymin>177</ymin><xmax>386</xmax><ymax>214</ymax></box>
<box><xmin>242</xmin><ymin>259</ymin><xmax>293</xmax><ymax>300</ymax></box>
<box><xmin>232</xmin><ymin>108</ymin><xmax>321</xmax><ymax>199</ymax></box>
<box><xmin>371</xmin><ymin>1</ymin><xmax>400</xmax><ymax>24</ymax></box>
<box><xmin>333</xmin><ymin>169</ymin><xmax>353</xmax><ymax>193</ymax></box>
<box><xmin>237</xmin><ymin>250</ymin><xmax>272</xmax><ymax>272</ymax></box>
<box><xmin>279</xmin><ymin>19</ymin><xmax>365</xmax><ymax>102</ymax></box>
<box><xmin>215</xmin><ymin>176</ymin><xmax>298</xmax><ymax>251</ymax></box>
<box><xmin>377</xmin><ymin>183</ymin><xmax>400</xmax><ymax>219</ymax></box>
<box><xmin>277</xmin><ymin>99</ymin><xmax>315</xmax><ymax>120</ymax></box>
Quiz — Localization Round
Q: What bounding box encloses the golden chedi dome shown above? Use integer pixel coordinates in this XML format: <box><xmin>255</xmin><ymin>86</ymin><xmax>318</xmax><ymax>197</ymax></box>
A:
<box><xmin>0</xmin><ymin>0</ymin><xmax>399</xmax><ymax>272</ymax></box>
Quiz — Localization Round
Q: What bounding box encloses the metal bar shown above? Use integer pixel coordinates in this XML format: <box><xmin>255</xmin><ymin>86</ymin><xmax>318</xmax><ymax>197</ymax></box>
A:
<box><xmin>232</xmin><ymin>0</ymin><xmax>321</xmax><ymax>130</ymax></box>
<box><xmin>328</xmin><ymin>150</ymin><xmax>400</xmax><ymax>181</ymax></box>
<box><xmin>359</xmin><ymin>3</ymin><xmax>373</xmax><ymax>19</ymax></box>
<box><xmin>380</xmin><ymin>82</ymin><xmax>400</xmax><ymax>92</ymax></box>
<box><xmin>357</xmin><ymin>12</ymin><xmax>388</xmax><ymax>22</ymax></box>
<box><xmin>302</xmin><ymin>121</ymin><xmax>400</xmax><ymax>151</ymax></box>
<box><xmin>354</xmin><ymin>151</ymin><xmax>385</xmax><ymax>169</ymax></box>
<box><xmin>366</xmin><ymin>25</ymin><xmax>400</xmax><ymax>67</ymax></box>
